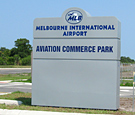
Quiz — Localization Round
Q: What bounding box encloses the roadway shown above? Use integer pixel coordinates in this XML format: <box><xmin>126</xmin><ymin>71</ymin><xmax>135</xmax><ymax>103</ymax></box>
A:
<box><xmin>120</xmin><ymin>86</ymin><xmax>134</xmax><ymax>97</ymax></box>
<box><xmin>0</xmin><ymin>82</ymin><xmax>31</xmax><ymax>93</ymax></box>
<box><xmin>0</xmin><ymin>68</ymin><xmax>31</xmax><ymax>74</ymax></box>
<box><xmin>0</xmin><ymin>68</ymin><xmax>31</xmax><ymax>94</ymax></box>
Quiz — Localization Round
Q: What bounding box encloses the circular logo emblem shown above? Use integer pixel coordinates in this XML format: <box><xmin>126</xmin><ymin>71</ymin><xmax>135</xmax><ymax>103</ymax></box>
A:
<box><xmin>65</xmin><ymin>10</ymin><xmax>83</xmax><ymax>24</ymax></box>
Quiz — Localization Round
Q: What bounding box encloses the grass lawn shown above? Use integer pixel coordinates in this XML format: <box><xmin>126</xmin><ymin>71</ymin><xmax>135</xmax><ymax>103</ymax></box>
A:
<box><xmin>0</xmin><ymin>91</ymin><xmax>134</xmax><ymax>114</ymax></box>
<box><xmin>0</xmin><ymin>65</ymin><xmax>31</xmax><ymax>68</ymax></box>
<box><xmin>0</xmin><ymin>73</ymin><xmax>31</xmax><ymax>82</ymax></box>
<box><xmin>120</xmin><ymin>80</ymin><xmax>133</xmax><ymax>86</ymax></box>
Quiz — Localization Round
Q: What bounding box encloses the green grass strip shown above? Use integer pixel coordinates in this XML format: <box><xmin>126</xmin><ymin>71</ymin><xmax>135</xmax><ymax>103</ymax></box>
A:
<box><xmin>0</xmin><ymin>65</ymin><xmax>31</xmax><ymax>68</ymax></box>
<box><xmin>0</xmin><ymin>73</ymin><xmax>31</xmax><ymax>81</ymax></box>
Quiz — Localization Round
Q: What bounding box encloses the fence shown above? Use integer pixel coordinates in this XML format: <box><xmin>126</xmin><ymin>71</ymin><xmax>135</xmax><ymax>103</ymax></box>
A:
<box><xmin>120</xmin><ymin>63</ymin><xmax>135</xmax><ymax>85</ymax></box>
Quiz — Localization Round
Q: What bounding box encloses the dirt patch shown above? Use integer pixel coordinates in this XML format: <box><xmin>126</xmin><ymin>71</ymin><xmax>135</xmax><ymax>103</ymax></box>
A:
<box><xmin>121</xmin><ymin>71</ymin><xmax>133</xmax><ymax>78</ymax></box>
<box><xmin>120</xmin><ymin>97</ymin><xmax>135</xmax><ymax>112</ymax></box>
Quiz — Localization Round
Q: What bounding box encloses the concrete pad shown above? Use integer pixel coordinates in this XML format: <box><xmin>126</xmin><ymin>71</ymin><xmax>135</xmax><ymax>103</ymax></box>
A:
<box><xmin>0</xmin><ymin>99</ymin><xmax>22</xmax><ymax>106</ymax></box>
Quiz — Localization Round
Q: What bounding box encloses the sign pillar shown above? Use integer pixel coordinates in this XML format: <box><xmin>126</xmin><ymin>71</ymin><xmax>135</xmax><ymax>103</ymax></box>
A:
<box><xmin>32</xmin><ymin>7</ymin><xmax>121</xmax><ymax>110</ymax></box>
<box><xmin>133</xmin><ymin>72</ymin><xmax>135</xmax><ymax>112</ymax></box>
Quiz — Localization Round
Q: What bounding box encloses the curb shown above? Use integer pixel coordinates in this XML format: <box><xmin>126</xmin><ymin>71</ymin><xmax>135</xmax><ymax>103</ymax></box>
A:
<box><xmin>0</xmin><ymin>80</ymin><xmax>12</xmax><ymax>83</ymax></box>
<box><xmin>0</xmin><ymin>99</ymin><xmax>22</xmax><ymax>106</ymax></box>
<box><xmin>0</xmin><ymin>81</ymin><xmax>32</xmax><ymax>85</ymax></box>
<box><xmin>12</xmin><ymin>82</ymin><xmax>32</xmax><ymax>85</ymax></box>
<box><xmin>0</xmin><ymin>92</ymin><xmax>11</xmax><ymax>95</ymax></box>
<box><xmin>120</xmin><ymin>86</ymin><xmax>134</xmax><ymax>89</ymax></box>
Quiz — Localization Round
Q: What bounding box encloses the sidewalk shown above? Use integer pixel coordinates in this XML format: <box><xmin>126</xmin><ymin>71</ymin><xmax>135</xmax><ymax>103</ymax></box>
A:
<box><xmin>0</xmin><ymin>109</ymin><xmax>109</xmax><ymax>115</ymax></box>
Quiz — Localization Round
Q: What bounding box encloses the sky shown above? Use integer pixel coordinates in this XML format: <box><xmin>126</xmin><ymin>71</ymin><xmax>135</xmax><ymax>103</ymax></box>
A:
<box><xmin>0</xmin><ymin>0</ymin><xmax>135</xmax><ymax>59</ymax></box>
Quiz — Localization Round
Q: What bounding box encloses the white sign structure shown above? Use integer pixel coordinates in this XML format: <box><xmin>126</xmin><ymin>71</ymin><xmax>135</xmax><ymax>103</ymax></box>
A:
<box><xmin>32</xmin><ymin>7</ymin><xmax>121</xmax><ymax>110</ymax></box>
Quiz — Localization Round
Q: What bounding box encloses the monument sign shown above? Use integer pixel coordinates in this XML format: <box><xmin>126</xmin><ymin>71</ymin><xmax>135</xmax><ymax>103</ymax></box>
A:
<box><xmin>32</xmin><ymin>7</ymin><xmax>121</xmax><ymax>110</ymax></box>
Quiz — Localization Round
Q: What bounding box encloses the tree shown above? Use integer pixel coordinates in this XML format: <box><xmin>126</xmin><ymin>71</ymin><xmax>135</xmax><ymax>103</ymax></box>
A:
<box><xmin>7</xmin><ymin>57</ymin><xmax>15</xmax><ymax>65</ymax></box>
<box><xmin>14</xmin><ymin>54</ymin><xmax>20</xmax><ymax>65</ymax></box>
<box><xmin>0</xmin><ymin>47</ymin><xmax>10</xmax><ymax>57</ymax></box>
<box><xmin>0</xmin><ymin>38</ymin><xmax>32</xmax><ymax>65</ymax></box>
<box><xmin>0</xmin><ymin>47</ymin><xmax>7</xmax><ymax>52</ymax></box>
<box><xmin>14</xmin><ymin>38</ymin><xmax>32</xmax><ymax>58</ymax></box>
<box><xmin>0</xmin><ymin>57</ymin><xmax>4</xmax><ymax>65</ymax></box>
<box><xmin>120</xmin><ymin>56</ymin><xmax>135</xmax><ymax>63</ymax></box>
<box><xmin>0</xmin><ymin>47</ymin><xmax>10</xmax><ymax>65</ymax></box>
<box><xmin>10</xmin><ymin>47</ymin><xmax>18</xmax><ymax>57</ymax></box>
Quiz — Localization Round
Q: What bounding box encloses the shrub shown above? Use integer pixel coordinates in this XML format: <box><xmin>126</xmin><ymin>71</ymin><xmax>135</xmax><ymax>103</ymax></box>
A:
<box><xmin>20</xmin><ymin>55</ymin><xmax>31</xmax><ymax>65</ymax></box>
<box><xmin>7</xmin><ymin>57</ymin><xmax>15</xmax><ymax>65</ymax></box>
<box><xmin>0</xmin><ymin>57</ymin><xmax>3</xmax><ymax>65</ymax></box>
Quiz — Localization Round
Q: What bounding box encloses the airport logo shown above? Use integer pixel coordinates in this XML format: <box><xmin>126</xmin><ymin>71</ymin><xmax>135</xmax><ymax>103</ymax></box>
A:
<box><xmin>65</xmin><ymin>10</ymin><xmax>83</xmax><ymax>24</ymax></box>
